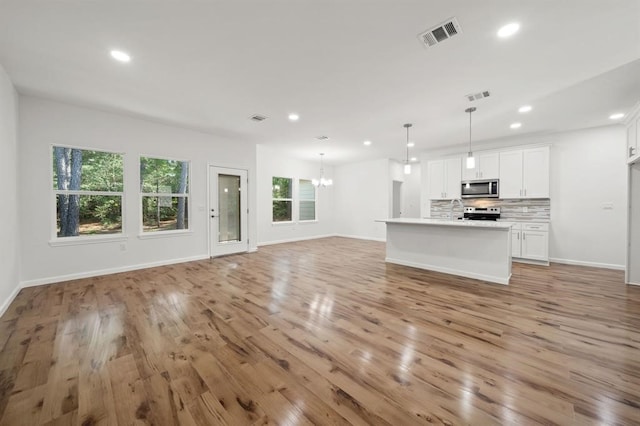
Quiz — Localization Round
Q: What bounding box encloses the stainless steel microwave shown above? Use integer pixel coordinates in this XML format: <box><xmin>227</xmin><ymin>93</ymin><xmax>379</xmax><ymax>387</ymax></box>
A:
<box><xmin>461</xmin><ymin>179</ymin><xmax>499</xmax><ymax>199</ymax></box>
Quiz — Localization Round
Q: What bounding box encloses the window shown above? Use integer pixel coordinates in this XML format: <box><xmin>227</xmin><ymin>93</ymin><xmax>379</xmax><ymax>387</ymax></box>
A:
<box><xmin>272</xmin><ymin>177</ymin><xmax>292</xmax><ymax>222</ymax></box>
<box><xmin>140</xmin><ymin>157</ymin><xmax>190</xmax><ymax>232</ymax></box>
<box><xmin>52</xmin><ymin>146</ymin><xmax>124</xmax><ymax>238</ymax></box>
<box><xmin>299</xmin><ymin>179</ymin><xmax>316</xmax><ymax>221</ymax></box>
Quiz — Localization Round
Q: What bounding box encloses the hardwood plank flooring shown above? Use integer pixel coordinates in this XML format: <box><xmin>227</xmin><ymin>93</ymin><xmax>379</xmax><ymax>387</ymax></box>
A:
<box><xmin>1</xmin><ymin>236</ymin><xmax>639</xmax><ymax>425</ymax></box>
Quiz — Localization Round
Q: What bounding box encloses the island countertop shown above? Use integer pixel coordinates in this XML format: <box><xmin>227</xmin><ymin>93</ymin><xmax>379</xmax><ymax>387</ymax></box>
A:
<box><xmin>378</xmin><ymin>218</ymin><xmax>512</xmax><ymax>229</ymax></box>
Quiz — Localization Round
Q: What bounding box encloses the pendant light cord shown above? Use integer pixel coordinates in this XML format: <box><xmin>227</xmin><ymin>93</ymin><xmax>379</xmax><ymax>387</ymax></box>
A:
<box><xmin>403</xmin><ymin>123</ymin><xmax>412</xmax><ymax>164</ymax></box>
<box><xmin>465</xmin><ymin>107</ymin><xmax>476</xmax><ymax>153</ymax></box>
<box><xmin>469</xmin><ymin>109</ymin><xmax>472</xmax><ymax>152</ymax></box>
<box><xmin>406</xmin><ymin>126</ymin><xmax>409</xmax><ymax>164</ymax></box>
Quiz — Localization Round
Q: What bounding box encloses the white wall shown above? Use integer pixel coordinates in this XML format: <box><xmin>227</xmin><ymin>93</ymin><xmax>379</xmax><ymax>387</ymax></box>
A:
<box><xmin>0</xmin><ymin>64</ymin><xmax>20</xmax><ymax>314</ymax></box>
<box><xmin>256</xmin><ymin>145</ymin><xmax>335</xmax><ymax>245</ymax></box>
<box><xmin>334</xmin><ymin>158</ymin><xmax>389</xmax><ymax>241</ymax></box>
<box><xmin>418</xmin><ymin>125</ymin><xmax>628</xmax><ymax>268</ymax></box>
<box><xmin>18</xmin><ymin>96</ymin><xmax>257</xmax><ymax>285</ymax></box>
<box><xmin>403</xmin><ymin>162</ymin><xmax>421</xmax><ymax>218</ymax></box>
<box><xmin>549</xmin><ymin>126</ymin><xmax>627</xmax><ymax>269</ymax></box>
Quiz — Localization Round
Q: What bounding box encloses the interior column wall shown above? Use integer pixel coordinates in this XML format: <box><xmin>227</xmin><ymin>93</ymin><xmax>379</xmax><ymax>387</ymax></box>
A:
<box><xmin>334</xmin><ymin>158</ymin><xmax>390</xmax><ymax>241</ymax></box>
<box><xmin>0</xmin><ymin>63</ymin><xmax>20</xmax><ymax>315</ymax></box>
<box><xmin>628</xmin><ymin>162</ymin><xmax>640</xmax><ymax>284</ymax></box>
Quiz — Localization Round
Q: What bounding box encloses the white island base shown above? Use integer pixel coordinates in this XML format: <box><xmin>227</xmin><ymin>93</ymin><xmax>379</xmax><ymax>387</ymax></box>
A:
<box><xmin>381</xmin><ymin>218</ymin><xmax>512</xmax><ymax>285</ymax></box>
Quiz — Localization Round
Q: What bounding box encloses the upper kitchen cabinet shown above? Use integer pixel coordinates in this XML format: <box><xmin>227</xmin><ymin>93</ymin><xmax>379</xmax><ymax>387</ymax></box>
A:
<box><xmin>626</xmin><ymin>103</ymin><xmax>640</xmax><ymax>164</ymax></box>
<box><xmin>428</xmin><ymin>157</ymin><xmax>462</xmax><ymax>200</ymax></box>
<box><xmin>499</xmin><ymin>146</ymin><xmax>550</xmax><ymax>199</ymax></box>
<box><xmin>462</xmin><ymin>151</ymin><xmax>500</xmax><ymax>181</ymax></box>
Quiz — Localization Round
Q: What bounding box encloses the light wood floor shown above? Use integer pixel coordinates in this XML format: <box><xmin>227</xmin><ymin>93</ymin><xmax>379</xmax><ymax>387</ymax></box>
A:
<box><xmin>1</xmin><ymin>237</ymin><xmax>639</xmax><ymax>425</ymax></box>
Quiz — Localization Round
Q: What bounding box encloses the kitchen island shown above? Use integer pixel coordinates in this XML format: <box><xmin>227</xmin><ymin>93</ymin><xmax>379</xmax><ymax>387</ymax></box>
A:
<box><xmin>379</xmin><ymin>218</ymin><xmax>512</xmax><ymax>285</ymax></box>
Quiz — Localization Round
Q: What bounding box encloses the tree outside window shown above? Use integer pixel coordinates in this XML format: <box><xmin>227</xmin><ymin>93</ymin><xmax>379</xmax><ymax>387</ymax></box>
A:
<box><xmin>272</xmin><ymin>177</ymin><xmax>292</xmax><ymax>222</ymax></box>
<box><xmin>140</xmin><ymin>157</ymin><xmax>190</xmax><ymax>232</ymax></box>
<box><xmin>52</xmin><ymin>146</ymin><xmax>124</xmax><ymax>237</ymax></box>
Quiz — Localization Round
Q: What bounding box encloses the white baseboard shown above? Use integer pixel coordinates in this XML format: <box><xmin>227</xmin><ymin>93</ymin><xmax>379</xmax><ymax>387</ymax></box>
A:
<box><xmin>0</xmin><ymin>283</ymin><xmax>22</xmax><ymax>318</ymax></box>
<box><xmin>20</xmin><ymin>254</ymin><xmax>210</xmax><ymax>288</ymax></box>
<box><xmin>549</xmin><ymin>257</ymin><xmax>625</xmax><ymax>271</ymax></box>
<box><xmin>334</xmin><ymin>234</ymin><xmax>387</xmax><ymax>243</ymax></box>
<box><xmin>257</xmin><ymin>234</ymin><xmax>337</xmax><ymax>247</ymax></box>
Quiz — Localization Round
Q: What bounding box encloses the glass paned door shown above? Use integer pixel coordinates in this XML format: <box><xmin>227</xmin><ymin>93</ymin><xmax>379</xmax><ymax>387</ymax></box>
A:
<box><xmin>209</xmin><ymin>166</ymin><xmax>248</xmax><ymax>257</ymax></box>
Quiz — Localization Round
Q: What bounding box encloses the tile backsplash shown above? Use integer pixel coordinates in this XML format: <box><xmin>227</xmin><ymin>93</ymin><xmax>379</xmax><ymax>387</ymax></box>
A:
<box><xmin>430</xmin><ymin>198</ymin><xmax>550</xmax><ymax>220</ymax></box>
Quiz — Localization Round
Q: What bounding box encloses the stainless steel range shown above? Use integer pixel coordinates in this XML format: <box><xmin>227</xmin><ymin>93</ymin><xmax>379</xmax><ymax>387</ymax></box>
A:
<box><xmin>463</xmin><ymin>207</ymin><xmax>501</xmax><ymax>221</ymax></box>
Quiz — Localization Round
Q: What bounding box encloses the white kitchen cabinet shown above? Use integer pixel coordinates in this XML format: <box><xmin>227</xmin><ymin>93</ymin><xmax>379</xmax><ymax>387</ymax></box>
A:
<box><xmin>522</xmin><ymin>228</ymin><xmax>549</xmax><ymax>261</ymax></box>
<box><xmin>499</xmin><ymin>147</ymin><xmax>550</xmax><ymax>199</ymax></box>
<box><xmin>506</xmin><ymin>222</ymin><xmax>549</xmax><ymax>263</ymax></box>
<box><xmin>462</xmin><ymin>151</ymin><xmax>500</xmax><ymax>181</ymax></box>
<box><xmin>428</xmin><ymin>157</ymin><xmax>462</xmax><ymax>200</ymax></box>
<box><xmin>511</xmin><ymin>223</ymin><xmax>522</xmax><ymax>257</ymax></box>
<box><xmin>498</xmin><ymin>150</ymin><xmax>523</xmax><ymax>198</ymax></box>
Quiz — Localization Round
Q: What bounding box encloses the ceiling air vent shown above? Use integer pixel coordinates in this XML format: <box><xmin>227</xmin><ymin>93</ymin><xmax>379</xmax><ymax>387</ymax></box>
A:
<box><xmin>466</xmin><ymin>91</ymin><xmax>491</xmax><ymax>102</ymax></box>
<box><xmin>315</xmin><ymin>136</ymin><xmax>330</xmax><ymax>141</ymax></box>
<box><xmin>249</xmin><ymin>114</ymin><xmax>267</xmax><ymax>122</ymax></box>
<box><xmin>418</xmin><ymin>17</ymin><xmax>462</xmax><ymax>48</ymax></box>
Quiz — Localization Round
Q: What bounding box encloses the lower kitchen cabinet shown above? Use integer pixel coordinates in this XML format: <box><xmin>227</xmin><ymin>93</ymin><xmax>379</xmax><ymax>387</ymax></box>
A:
<box><xmin>508</xmin><ymin>222</ymin><xmax>549</xmax><ymax>263</ymax></box>
<box><xmin>511</xmin><ymin>225</ymin><xmax>522</xmax><ymax>257</ymax></box>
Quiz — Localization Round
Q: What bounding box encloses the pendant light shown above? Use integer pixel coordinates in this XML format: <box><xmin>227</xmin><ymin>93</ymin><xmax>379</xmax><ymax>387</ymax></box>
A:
<box><xmin>404</xmin><ymin>123</ymin><xmax>412</xmax><ymax>175</ymax></box>
<box><xmin>465</xmin><ymin>107</ymin><xmax>476</xmax><ymax>169</ymax></box>
<box><xmin>312</xmin><ymin>153</ymin><xmax>333</xmax><ymax>188</ymax></box>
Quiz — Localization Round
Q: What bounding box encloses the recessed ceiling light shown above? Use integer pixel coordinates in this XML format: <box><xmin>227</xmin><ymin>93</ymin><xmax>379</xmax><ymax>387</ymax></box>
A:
<box><xmin>363</xmin><ymin>140</ymin><xmax>372</xmax><ymax>146</ymax></box>
<box><xmin>497</xmin><ymin>22</ymin><xmax>520</xmax><ymax>38</ymax></box>
<box><xmin>288</xmin><ymin>113</ymin><xmax>299</xmax><ymax>121</ymax></box>
<box><xmin>609</xmin><ymin>113</ymin><xmax>625</xmax><ymax>120</ymax></box>
<box><xmin>518</xmin><ymin>105</ymin><xmax>532</xmax><ymax>113</ymax></box>
<box><xmin>510</xmin><ymin>122</ymin><xmax>522</xmax><ymax>129</ymax></box>
<box><xmin>407</xmin><ymin>142</ymin><xmax>415</xmax><ymax>148</ymax></box>
<box><xmin>110</xmin><ymin>50</ymin><xmax>131</xmax><ymax>63</ymax></box>
<box><xmin>410</xmin><ymin>157</ymin><xmax>417</xmax><ymax>162</ymax></box>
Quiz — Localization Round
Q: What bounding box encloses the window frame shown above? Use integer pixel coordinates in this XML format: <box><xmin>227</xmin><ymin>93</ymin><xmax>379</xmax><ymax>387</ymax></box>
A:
<box><xmin>297</xmin><ymin>178</ymin><xmax>318</xmax><ymax>223</ymax></box>
<box><xmin>49</xmin><ymin>144</ymin><xmax>126</xmax><ymax>246</ymax></box>
<box><xmin>272</xmin><ymin>176</ymin><xmax>294</xmax><ymax>224</ymax></box>
<box><xmin>139</xmin><ymin>154</ymin><xmax>192</xmax><ymax>236</ymax></box>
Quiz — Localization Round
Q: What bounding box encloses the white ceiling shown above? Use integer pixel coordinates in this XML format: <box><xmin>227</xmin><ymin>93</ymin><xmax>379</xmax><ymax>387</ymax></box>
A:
<box><xmin>1</xmin><ymin>0</ymin><xmax>639</xmax><ymax>164</ymax></box>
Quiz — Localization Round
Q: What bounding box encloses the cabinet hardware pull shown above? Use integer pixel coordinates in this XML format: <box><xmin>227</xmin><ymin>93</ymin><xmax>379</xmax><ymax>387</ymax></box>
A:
<box><xmin>523</xmin><ymin>233</ymin><xmax>526</xmax><ymax>240</ymax></box>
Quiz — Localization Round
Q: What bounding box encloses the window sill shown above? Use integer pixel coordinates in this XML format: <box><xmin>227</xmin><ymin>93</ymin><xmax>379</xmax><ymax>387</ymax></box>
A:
<box><xmin>298</xmin><ymin>220</ymin><xmax>318</xmax><ymax>224</ymax></box>
<box><xmin>272</xmin><ymin>221</ymin><xmax>294</xmax><ymax>226</ymax></box>
<box><xmin>138</xmin><ymin>230</ymin><xmax>193</xmax><ymax>239</ymax></box>
<box><xmin>49</xmin><ymin>234</ymin><xmax>128</xmax><ymax>247</ymax></box>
